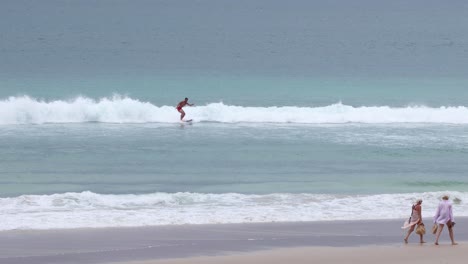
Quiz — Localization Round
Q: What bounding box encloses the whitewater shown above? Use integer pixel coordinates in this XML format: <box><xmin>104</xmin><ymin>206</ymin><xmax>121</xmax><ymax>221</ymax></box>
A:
<box><xmin>1</xmin><ymin>191</ymin><xmax>466</xmax><ymax>231</ymax></box>
<box><xmin>1</xmin><ymin>96</ymin><xmax>468</xmax><ymax>125</ymax></box>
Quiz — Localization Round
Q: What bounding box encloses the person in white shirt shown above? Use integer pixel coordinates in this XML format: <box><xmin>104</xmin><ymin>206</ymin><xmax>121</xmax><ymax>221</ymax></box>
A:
<box><xmin>433</xmin><ymin>195</ymin><xmax>457</xmax><ymax>245</ymax></box>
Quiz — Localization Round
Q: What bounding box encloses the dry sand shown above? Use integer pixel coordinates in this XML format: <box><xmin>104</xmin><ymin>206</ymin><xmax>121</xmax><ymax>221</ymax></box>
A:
<box><xmin>122</xmin><ymin>244</ymin><xmax>467</xmax><ymax>264</ymax></box>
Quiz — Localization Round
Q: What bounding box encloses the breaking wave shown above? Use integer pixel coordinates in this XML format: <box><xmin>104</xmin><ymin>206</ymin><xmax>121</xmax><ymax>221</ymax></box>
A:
<box><xmin>0</xmin><ymin>191</ymin><xmax>466</xmax><ymax>230</ymax></box>
<box><xmin>1</xmin><ymin>95</ymin><xmax>468</xmax><ymax>124</ymax></box>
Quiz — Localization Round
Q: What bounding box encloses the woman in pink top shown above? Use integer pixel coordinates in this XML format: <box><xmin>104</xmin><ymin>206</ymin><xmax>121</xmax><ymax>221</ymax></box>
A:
<box><xmin>402</xmin><ymin>199</ymin><xmax>425</xmax><ymax>244</ymax></box>
<box><xmin>433</xmin><ymin>195</ymin><xmax>457</xmax><ymax>245</ymax></box>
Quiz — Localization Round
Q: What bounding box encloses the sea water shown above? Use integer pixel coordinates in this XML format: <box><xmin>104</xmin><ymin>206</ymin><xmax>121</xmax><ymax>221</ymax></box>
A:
<box><xmin>1</xmin><ymin>0</ymin><xmax>468</xmax><ymax>230</ymax></box>
<box><xmin>1</xmin><ymin>77</ymin><xmax>468</xmax><ymax>230</ymax></box>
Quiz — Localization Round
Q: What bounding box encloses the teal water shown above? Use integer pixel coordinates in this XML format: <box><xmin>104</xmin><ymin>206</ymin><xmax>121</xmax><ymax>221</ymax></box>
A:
<box><xmin>1</xmin><ymin>121</ymin><xmax>468</xmax><ymax>197</ymax></box>
<box><xmin>1</xmin><ymin>75</ymin><xmax>468</xmax><ymax>197</ymax></box>
<box><xmin>1</xmin><ymin>75</ymin><xmax>468</xmax><ymax>107</ymax></box>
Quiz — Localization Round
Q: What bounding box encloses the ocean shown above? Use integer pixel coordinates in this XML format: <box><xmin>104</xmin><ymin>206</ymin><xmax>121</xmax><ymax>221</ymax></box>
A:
<box><xmin>1</xmin><ymin>0</ymin><xmax>468</xmax><ymax>230</ymax></box>
<box><xmin>1</xmin><ymin>76</ymin><xmax>468</xmax><ymax>230</ymax></box>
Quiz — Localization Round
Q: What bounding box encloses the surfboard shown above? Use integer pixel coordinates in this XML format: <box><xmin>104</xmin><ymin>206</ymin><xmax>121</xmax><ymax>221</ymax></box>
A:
<box><xmin>184</xmin><ymin>119</ymin><xmax>193</xmax><ymax>123</ymax></box>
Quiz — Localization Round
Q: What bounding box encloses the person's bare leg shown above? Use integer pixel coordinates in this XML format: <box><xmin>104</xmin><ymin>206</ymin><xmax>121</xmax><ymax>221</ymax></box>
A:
<box><xmin>435</xmin><ymin>224</ymin><xmax>444</xmax><ymax>245</ymax></box>
<box><xmin>180</xmin><ymin>110</ymin><xmax>185</xmax><ymax>120</ymax></box>
<box><xmin>420</xmin><ymin>234</ymin><xmax>425</xmax><ymax>243</ymax></box>
<box><xmin>404</xmin><ymin>226</ymin><xmax>414</xmax><ymax>243</ymax></box>
<box><xmin>448</xmin><ymin>227</ymin><xmax>457</xmax><ymax>245</ymax></box>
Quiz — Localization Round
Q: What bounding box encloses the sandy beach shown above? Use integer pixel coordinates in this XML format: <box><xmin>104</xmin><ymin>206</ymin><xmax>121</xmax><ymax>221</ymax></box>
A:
<box><xmin>124</xmin><ymin>245</ymin><xmax>468</xmax><ymax>264</ymax></box>
<box><xmin>1</xmin><ymin>218</ymin><xmax>466</xmax><ymax>264</ymax></box>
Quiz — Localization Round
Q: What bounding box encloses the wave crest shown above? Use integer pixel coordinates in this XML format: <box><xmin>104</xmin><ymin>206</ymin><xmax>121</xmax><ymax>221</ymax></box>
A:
<box><xmin>1</xmin><ymin>96</ymin><xmax>468</xmax><ymax>124</ymax></box>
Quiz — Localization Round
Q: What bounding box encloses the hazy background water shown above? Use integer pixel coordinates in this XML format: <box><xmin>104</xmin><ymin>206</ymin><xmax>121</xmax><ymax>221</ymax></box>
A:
<box><xmin>2</xmin><ymin>0</ymin><xmax>468</xmax><ymax>78</ymax></box>
<box><xmin>2</xmin><ymin>1</ymin><xmax>468</xmax><ymax>106</ymax></box>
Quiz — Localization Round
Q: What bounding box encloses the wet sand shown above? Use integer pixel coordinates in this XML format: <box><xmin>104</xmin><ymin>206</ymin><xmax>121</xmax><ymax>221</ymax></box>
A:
<box><xmin>0</xmin><ymin>218</ymin><xmax>466</xmax><ymax>264</ymax></box>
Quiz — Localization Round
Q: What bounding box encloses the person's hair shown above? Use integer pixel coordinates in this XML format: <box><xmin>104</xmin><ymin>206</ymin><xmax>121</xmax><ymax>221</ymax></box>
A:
<box><xmin>185</xmin><ymin>97</ymin><xmax>188</xmax><ymax>100</ymax></box>
<box><xmin>442</xmin><ymin>195</ymin><xmax>449</xmax><ymax>200</ymax></box>
<box><xmin>416</xmin><ymin>199</ymin><xmax>423</xmax><ymax>204</ymax></box>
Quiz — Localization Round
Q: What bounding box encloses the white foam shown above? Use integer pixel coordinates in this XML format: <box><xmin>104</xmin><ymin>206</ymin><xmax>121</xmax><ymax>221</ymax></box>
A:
<box><xmin>1</xmin><ymin>96</ymin><xmax>468</xmax><ymax>124</ymax></box>
<box><xmin>0</xmin><ymin>191</ymin><xmax>466</xmax><ymax>230</ymax></box>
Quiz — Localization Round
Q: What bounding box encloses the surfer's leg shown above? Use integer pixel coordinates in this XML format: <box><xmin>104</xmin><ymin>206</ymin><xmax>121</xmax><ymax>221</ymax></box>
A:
<box><xmin>180</xmin><ymin>110</ymin><xmax>185</xmax><ymax>120</ymax></box>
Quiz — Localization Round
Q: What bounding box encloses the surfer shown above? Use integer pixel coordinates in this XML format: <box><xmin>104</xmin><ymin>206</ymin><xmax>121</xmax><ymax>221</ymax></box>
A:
<box><xmin>176</xmin><ymin>97</ymin><xmax>194</xmax><ymax>121</ymax></box>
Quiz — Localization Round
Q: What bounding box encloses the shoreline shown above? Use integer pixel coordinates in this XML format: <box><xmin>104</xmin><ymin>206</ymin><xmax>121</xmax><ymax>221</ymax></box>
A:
<box><xmin>1</xmin><ymin>218</ymin><xmax>467</xmax><ymax>264</ymax></box>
